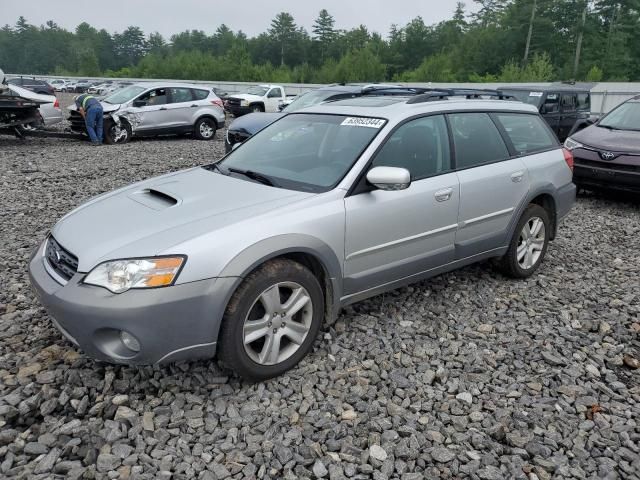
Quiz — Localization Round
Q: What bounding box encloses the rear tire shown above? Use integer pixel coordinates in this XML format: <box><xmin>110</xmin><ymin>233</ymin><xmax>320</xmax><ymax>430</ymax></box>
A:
<box><xmin>498</xmin><ymin>204</ymin><xmax>550</xmax><ymax>279</ymax></box>
<box><xmin>218</xmin><ymin>259</ymin><xmax>324</xmax><ymax>381</ymax></box>
<box><xmin>104</xmin><ymin>119</ymin><xmax>132</xmax><ymax>144</ymax></box>
<box><xmin>194</xmin><ymin>117</ymin><xmax>217</xmax><ymax>140</ymax></box>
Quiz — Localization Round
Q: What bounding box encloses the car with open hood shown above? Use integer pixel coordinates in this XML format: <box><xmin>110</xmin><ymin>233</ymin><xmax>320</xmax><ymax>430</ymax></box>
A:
<box><xmin>565</xmin><ymin>95</ymin><xmax>640</xmax><ymax>193</ymax></box>
<box><xmin>30</xmin><ymin>89</ymin><xmax>575</xmax><ymax>380</ymax></box>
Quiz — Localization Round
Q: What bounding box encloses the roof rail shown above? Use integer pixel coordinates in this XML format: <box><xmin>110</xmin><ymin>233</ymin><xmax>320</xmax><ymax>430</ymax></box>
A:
<box><xmin>406</xmin><ymin>88</ymin><xmax>516</xmax><ymax>104</ymax></box>
<box><xmin>361</xmin><ymin>85</ymin><xmax>436</xmax><ymax>96</ymax></box>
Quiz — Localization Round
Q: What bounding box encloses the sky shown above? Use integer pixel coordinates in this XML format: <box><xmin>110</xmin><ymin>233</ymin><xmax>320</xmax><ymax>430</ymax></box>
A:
<box><xmin>2</xmin><ymin>0</ymin><xmax>476</xmax><ymax>38</ymax></box>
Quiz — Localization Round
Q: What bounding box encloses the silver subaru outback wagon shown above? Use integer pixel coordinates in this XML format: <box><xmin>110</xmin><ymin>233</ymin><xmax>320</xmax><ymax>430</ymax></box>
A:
<box><xmin>29</xmin><ymin>91</ymin><xmax>576</xmax><ymax>380</ymax></box>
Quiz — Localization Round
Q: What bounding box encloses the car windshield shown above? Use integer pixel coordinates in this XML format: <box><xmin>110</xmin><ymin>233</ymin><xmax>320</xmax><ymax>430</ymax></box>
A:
<box><xmin>212</xmin><ymin>113</ymin><xmax>386</xmax><ymax>192</ymax></box>
<box><xmin>104</xmin><ymin>85</ymin><xmax>146</xmax><ymax>104</ymax></box>
<box><xmin>245</xmin><ymin>86</ymin><xmax>269</xmax><ymax>96</ymax></box>
<box><xmin>283</xmin><ymin>90</ymin><xmax>344</xmax><ymax>113</ymax></box>
<box><xmin>501</xmin><ymin>90</ymin><xmax>544</xmax><ymax>107</ymax></box>
<box><xmin>599</xmin><ymin>101</ymin><xmax>640</xmax><ymax>131</ymax></box>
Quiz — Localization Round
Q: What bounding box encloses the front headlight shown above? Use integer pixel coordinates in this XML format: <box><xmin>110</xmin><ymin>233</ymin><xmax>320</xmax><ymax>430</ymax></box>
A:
<box><xmin>241</xmin><ymin>99</ymin><xmax>250</xmax><ymax>107</ymax></box>
<box><xmin>564</xmin><ymin>138</ymin><xmax>583</xmax><ymax>151</ymax></box>
<box><xmin>84</xmin><ymin>256</ymin><xmax>185</xmax><ymax>293</ymax></box>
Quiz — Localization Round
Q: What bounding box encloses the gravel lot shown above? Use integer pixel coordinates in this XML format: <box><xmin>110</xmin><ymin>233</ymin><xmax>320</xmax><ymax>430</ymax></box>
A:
<box><xmin>1</xmin><ymin>105</ymin><xmax>639</xmax><ymax>479</ymax></box>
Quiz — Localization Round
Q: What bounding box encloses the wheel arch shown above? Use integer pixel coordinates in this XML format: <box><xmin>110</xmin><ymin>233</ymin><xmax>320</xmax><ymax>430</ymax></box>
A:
<box><xmin>195</xmin><ymin>113</ymin><xmax>222</xmax><ymax>129</ymax></box>
<box><xmin>505</xmin><ymin>186</ymin><xmax>559</xmax><ymax>246</ymax></box>
<box><xmin>249</xmin><ymin>102</ymin><xmax>265</xmax><ymax>112</ymax></box>
<box><xmin>215</xmin><ymin>235</ymin><xmax>343</xmax><ymax>338</ymax></box>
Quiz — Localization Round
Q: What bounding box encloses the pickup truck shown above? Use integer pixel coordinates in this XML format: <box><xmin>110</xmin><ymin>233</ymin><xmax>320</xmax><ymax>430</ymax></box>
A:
<box><xmin>224</xmin><ymin>84</ymin><xmax>288</xmax><ymax>116</ymax></box>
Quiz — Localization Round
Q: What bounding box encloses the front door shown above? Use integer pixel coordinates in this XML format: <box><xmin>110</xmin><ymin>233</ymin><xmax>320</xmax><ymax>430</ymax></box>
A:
<box><xmin>344</xmin><ymin>115</ymin><xmax>460</xmax><ymax>295</ymax></box>
<box><xmin>448</xmin><ymin>112</ymin><xmax>530</xmax><ymax>258</ymax></box>
<box><xmin>129</xmin><ymin>87</ymin><xmax>169</xmax><ymax>132</ymax></box>
<box><xmin>265</xmin><ymin>87</ymin><xmax>283</xmax><ymax>112</ymax></box>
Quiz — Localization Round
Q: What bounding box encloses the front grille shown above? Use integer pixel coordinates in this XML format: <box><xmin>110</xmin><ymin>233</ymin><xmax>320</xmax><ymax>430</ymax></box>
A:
<box><xmin>225</xmin><ymin>97</ymin><xmax>241</xmax><ymax>107</ymax></box>
<box><xmin>45</xmin><ymin>236</ymin><xmax>79</xmax><ymax>281</ymax></box>
<box><xmin>68</xmin><ymin>110</ymin><xmax>86</xmax><ymax>131</ymax></box>
<box><xmin>575</xmin><ymin>157</ymin><xmax>640</xmax><ymax>173</ymax></box>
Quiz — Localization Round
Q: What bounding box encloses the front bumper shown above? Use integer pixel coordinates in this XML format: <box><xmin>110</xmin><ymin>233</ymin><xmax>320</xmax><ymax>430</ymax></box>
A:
<box><xmin>28</xmin><ymin>242</ymin><xmax>237</xmax><ymax>365</ymax></box>
<box><xmin>226</xmin><ymin>105</ymin><xmax>252</xmax><ymax>117</ymax></box>
<box><xmin>574</xmin><ymin>161</ymin><xmax>640</xmax><ymax>193</ymax></box>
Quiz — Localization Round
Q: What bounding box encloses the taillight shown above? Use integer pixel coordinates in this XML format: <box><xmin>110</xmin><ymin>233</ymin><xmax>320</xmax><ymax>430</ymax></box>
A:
<box><xmin>211</xmin><ymin>99</ymin><xmax>224</xmax><ymax>108</ymax></box>
<box><xmin>53</xmin><ymin>98</ymin><xmax>60</xmax><ymax>109</ymax></box>
<box><xmin>562</xmin><ymin>148</ymin><xmax>574</xmax><ymax>172</ymax></box>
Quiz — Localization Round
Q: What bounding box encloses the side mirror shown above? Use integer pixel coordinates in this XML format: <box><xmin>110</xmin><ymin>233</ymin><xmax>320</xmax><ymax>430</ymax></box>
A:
<box><xmin>366</xmin><ymin>166</ymin><xmax>411</xmax><ymax>191</ymax></box>
<box><xmin>133</xmin><ymin>100</ymin><xmax>146</xmax><ymax>108</ymax></box>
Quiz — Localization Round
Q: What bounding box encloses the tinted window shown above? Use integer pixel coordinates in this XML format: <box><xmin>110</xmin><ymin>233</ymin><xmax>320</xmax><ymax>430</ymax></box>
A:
<box><xmin>561</xmin><ymin>93</ymin><xmax>577</xmax><ymax>112</ymax></box>
<box><xmin>137</xmin><ymin>88</ymin><xmax>167</xmax><ymax>106</ymax></box>
<box><xmin>268</xmin><ymin>88</ymin><xmax>282</xmax><ymax>98</ymax></box>
<box><xmin>495</xmin><ymin>113</ymin><xmax>557</xmax><ymax>154</ymax></box>
<box><xmin>543</xmin><ymin>93</ymin><xmax>559</xmax><ymax>113</ymax></box>
<box><xmin>169</xmin><ymin>87</ymin><xmax>193</xmax><ymax>103</ymax></box>
<box><xmin>192</xmin><ymin>89</ymin><xmax>209</xmax><ymax>100</ymax></box>
<box><xmin>577</xmin><ymin>93</ymin><xmax>590</xmax><ymax>110</ymax></box>
<box><xmin>372</xmin><ymin>115</ymin><xmax>451</xmax><ymax>179</ymax></box>
<box><xmin>449</xmin><ymin>113</ymin><xmax>509</xmax><ymax>168</ymax></box>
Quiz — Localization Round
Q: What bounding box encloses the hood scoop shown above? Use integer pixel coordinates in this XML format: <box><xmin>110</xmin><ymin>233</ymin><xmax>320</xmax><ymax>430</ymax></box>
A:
<box><xmin>128</xmin><ymin>188</ymin><xmax>179</xmax><ymax>210</ymax></box>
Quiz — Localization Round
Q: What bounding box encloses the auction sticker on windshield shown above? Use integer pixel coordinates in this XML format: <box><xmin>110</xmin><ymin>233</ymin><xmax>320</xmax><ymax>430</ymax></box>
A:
<box><xmin>529</xmin><ymin>92</ymin><xmax>543</xmax><ymax>97</ymax></box>
<box><xmin>341</xmin><ymin>117</ymin><xmax>386</xmax><ymax>128</ymax></box>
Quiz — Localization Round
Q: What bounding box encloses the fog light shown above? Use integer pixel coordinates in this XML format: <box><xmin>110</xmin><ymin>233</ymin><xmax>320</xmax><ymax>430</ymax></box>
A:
<box><xmin>120</xmin><ymin>331</ymin><xmax>141</xmax><ymax>352</ymax></box>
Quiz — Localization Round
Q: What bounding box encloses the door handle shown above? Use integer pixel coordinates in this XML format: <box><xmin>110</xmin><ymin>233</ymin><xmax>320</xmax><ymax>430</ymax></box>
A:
<box><xmin>190</xmin><ymin>104</ymin><xmax>198</xmax><ymax>108</ymax></box>
<box><xmin>511</xmin><ymin>171</ymin><xmax>524</xmax><ymax>183</ymax></box>
<box><xmin>434</xmin><ymin>188</ymin><xmax>453</xmax><ymax>202</ymax></box>
<box><xmin>159</xmin><ymin>107</ymin><xmax>167</xmax><ymax>111</ymax></box>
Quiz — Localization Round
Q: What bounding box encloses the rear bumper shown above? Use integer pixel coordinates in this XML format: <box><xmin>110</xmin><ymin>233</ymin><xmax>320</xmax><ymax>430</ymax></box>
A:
<box><xmin>574</xmin><ymin>164</ymin><xmax>640</xmax><ymax>193</ymax></box>
<box><xmin>28</xmin><ymin>241</ymin><xmax>238</xmax><ymax>365</ymax></box>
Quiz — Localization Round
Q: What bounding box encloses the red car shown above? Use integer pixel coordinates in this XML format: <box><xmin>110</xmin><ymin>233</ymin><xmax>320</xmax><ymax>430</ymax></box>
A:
<box><xmin>565</xmin><ymin>95</ymin><xmax>640</xmax><ymax>193</ymax></box>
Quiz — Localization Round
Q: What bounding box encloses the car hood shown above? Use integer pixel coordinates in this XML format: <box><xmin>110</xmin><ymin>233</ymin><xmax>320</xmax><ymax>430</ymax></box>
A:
<box><xmin>7</xmin><ymin>84</ymin><xmax>54</xmax><ymax>104</ymax></box>
<box><xmin>67</xmin><ymin>102</ymin><xmax>121</xmax><ymax>113</ymax></box>
<box><xmin>52</xmin><ymin>167</ymin><xmax>313</xmax><ymax>271</ymax></box>
<box><xmin>572</xmin><ymin>124</ymin><xmax>640</xmax><ymax>154</ymax></box>
<box><xmin>228</xmin><ymin>112</ymin><xmax>284</xmax><ymax>135</ymax></box>
<box><xmin>229</xmin><ymin>94</ymin><xmax>264</xmax><ymax>102</ymax></box>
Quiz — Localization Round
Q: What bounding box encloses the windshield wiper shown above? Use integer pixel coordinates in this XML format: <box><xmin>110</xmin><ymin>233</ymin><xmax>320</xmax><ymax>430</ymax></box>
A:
<box><xmin>227</xmin><ymin>167</ymin><xmax>278</xmax><ymax>187</ymax></box>
<box><xmin>599</xmin><ymin>124</ymin><xmax>620</xmax><ymax>130</ymax></box>
<box><xmin>206</xmin><ymin>162</ymin><xmax>228</xmax><ymax>175</ymax></box>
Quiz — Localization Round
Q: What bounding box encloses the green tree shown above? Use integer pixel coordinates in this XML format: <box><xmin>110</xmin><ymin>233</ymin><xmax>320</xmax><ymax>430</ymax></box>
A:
<box><xmin>269</xmin><ymin>12</ymin><xmax>297</xmax><ymax>66</ymax></box>
<box><xmin>312</xmin><ymin>9</ymin><xmax>336</xmax><ymax>62</ymax></box>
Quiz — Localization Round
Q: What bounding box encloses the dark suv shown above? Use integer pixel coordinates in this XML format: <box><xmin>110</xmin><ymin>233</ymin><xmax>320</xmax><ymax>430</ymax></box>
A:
<box><xmin>7</xmin><ymin>77</ymin><xmax>54</xmax><ymax>96</ymax></box>
<box><xmin>224</xmin><ymin>84</ymin><xmax>424</xmax><ymax>152</ymax></box>
<box><xmin>499</xmin><ymin>84</ymin><xmax>592</xmax><ymax>141</ymax></box>
<box><xmin>565</xmin><ymin>95</ymin><xmax>640</xmax><ymax>193</ymax></box>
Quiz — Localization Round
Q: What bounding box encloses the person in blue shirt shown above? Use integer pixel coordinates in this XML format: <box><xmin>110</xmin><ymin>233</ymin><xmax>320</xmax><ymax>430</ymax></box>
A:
<box><xmin>74</xmin><ymin>94</ymin><xmax>104</xmax><ymax>145</ymax></box>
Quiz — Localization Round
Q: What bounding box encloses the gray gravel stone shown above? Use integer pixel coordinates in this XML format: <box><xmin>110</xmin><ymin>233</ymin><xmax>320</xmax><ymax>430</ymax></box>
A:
<box><xmin>1</xmin><ymin>102</ymin><xmax>639</xmax><ymax>479</ymax></box>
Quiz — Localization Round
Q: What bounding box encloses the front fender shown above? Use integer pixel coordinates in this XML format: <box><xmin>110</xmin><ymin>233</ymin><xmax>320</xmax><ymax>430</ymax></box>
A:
<box><xmin>218</xmin><ymin>234</ymin><xmax>343</xmax><ymax>320</ymax></box>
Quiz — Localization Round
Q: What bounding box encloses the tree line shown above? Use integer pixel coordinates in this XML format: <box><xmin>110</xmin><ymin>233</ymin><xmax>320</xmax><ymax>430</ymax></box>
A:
<box><xmin>1</xmin><ymin>1</ymin><xmax>639</xmax><ymax>84</ymax></box>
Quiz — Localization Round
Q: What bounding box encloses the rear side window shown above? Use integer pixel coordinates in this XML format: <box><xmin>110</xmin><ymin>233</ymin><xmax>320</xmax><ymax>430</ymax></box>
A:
<box><xmin>495</xmin><ymin>113</ymin><xmax>557</xmax><ymax>155</ymax></box>
<box><xmin>449</xmin><ymin>113</ymin><xmax>510</xmax><ymax>169</ymax></box>
<box><xmin>577</xmin><ymin>93</ymin><xmax>590</xmax><ymax>110</ymax></box>
<box><xmin>192</xmin><ymin>89</ymin><xmax>209</xmax><ymax>100</ymax></box>
<box><xmin>543</xmin><ymin>94</ymin><xmax>559</xmax><ymax>113</ymax></box>
<box><xmin>169</xmin><ymin>87</ymin><xmax>193</xmax><ymax>103</ymax></box>
<box><xmin>561</xmin><ymin>94</ymin><xmax>577</xmax><ymax>112</ymax></box>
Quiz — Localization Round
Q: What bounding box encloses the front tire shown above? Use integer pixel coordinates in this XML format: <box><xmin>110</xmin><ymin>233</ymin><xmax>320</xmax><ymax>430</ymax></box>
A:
<box><xmin>218</xmin><ymin>259</ymin><xmax>324</xmax><ymax>381</ymax></box>
<box><xmin>194</xmin><ymin>117</ymin><xmax>217</xmax><ymax>140</ymax></box>
<box><xmin>104</xmin><ymin>119</ymin><xmax>132</xmax><ymax>144</ymax></box>
<box><xmin>498</xmin><ymin>204</ymin><xmax>550</xmax><ymax>278</ymax></box>
<box><xmin>251</xmin><ymin>104</ymin><xmax>264</xmax><ymax>113</ymax></box>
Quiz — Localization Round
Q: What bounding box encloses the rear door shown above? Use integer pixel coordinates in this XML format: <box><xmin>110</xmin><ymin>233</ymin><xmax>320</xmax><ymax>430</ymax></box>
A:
<box><xmin>541</xmin><ymin>92</ymin><xmax>561</xmax><ymax>137</ymax></box>
<box><xmin>344</xmin><ymin>115</ymin><xmax>460</xmax><ymax>295</ymax></box>
<box><xmin>450</xmin><ymin>112</ymin><xmax>530</xmax><ymax>259</ymax></box>
<box><xmin>164</xmin><ymin>87</ymin><xmax>197</xmax><ymax>130</ymax></box>
<box><xmin>558</xmin><ymin>92</ymin><xmax>578</xmax><ymax>141</ymax></box>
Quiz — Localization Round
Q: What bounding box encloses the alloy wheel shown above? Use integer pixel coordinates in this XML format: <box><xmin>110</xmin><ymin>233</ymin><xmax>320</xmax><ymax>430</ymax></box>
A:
<box><xmin>517</xmin><ymin>216</ymin><xmax>546</xmax><ymax>270</ymax></box>
<box><xmin>243</xmin><ymin>281</ymin><xmax>313</xmax><ymax>366</ymax></box>
<box><xmin>199</xmin><ymin>122</ymin><xmax>214</xmax><ymax>138</ymax></box>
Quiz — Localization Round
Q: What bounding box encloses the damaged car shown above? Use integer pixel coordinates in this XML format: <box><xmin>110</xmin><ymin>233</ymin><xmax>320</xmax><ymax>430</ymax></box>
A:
<box><xmin>1</xmin><ymin>69</ymin><xmax>56</xmax><ymax>137</ymax></box>
<box><xmin>68</xmin><ymin>82</ymin><xmax>226</xmax><ymax>144</ymax></box>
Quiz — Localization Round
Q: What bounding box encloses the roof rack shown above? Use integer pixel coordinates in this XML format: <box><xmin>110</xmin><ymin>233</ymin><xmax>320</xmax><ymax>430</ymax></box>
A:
<box><xmin>406</xmin><ymin>88</ymin><xmax>516</xmax><ymax>104</ymax></box>
<box><xmin>361</xmin><ymin>85</ymin><xmax>439</xmax><ymax>96</ymax></box>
